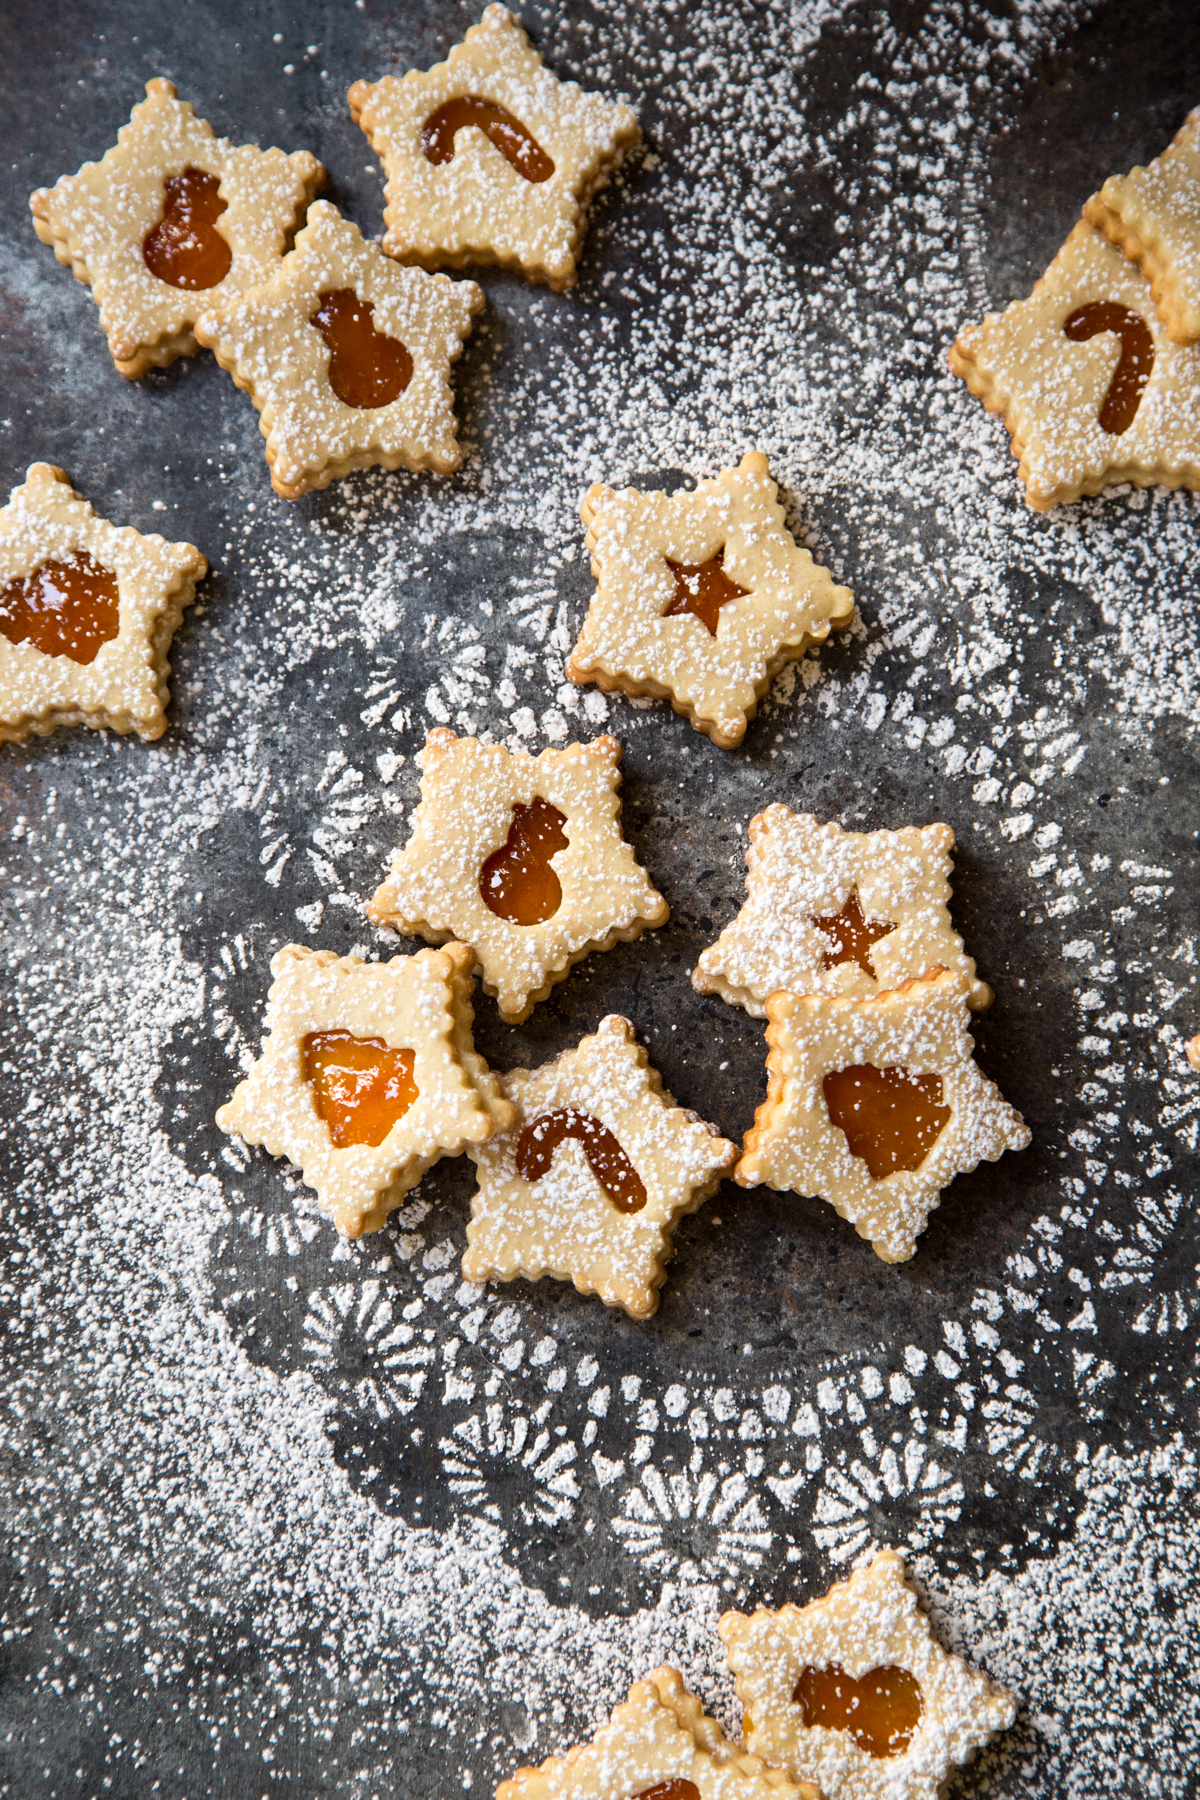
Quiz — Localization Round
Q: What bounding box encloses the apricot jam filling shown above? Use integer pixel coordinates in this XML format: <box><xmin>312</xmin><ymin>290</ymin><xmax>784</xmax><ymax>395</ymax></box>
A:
<box><xmin>810</xmin><ymin>889</ymin><xmax>896</xmax><ymax>976</ymax></box>
<box><xmin>1063</xmin><ymin>301</ymin><xmax>1154</xmax><ymax>435</ymax></box>
<box><xmin>421</xmin><ymin>96</ymin><xmax>554</xmax><ymax>182</ymax></box>
<box><xmin>142</xmin><ymin>166</ymin><xmax>232</xmax><ymax>289</ymax></box>
<box><xmin>822</xmin><ymin>1064</ymin><xmax>950</xmax><ymax>1178</ymax></box>
<box><xmin>302</xmin><ymin>1029</ymin><xmax>418</xmax><ymax>1149</ymax></box>
<box><xmin>516</xmin><ymin>1107</ymin><xmax>647</xmax><ymax>1213</ymax></box>
<box><xmin>310</xmin><ymin>289</ymin><xmax>414</xmax><ymax>410</ymax></box>
<box><xmin>663</xmin><ymin>547</ymin><xmax>749</xmax><ymax>636</ymax></box>
<box><xmin>0</xmin><ymin>552</ymin><xmax>120</xmax><ymax>665</ymax></box>
<box><xmin>795</xmin><ymin>1662</ymin><xmax>923</xmax><ymax>1758</ymax></box>
<box><xmin>479</xmin><ymin>796</ymin><xmax>569</xmax><ymax>925</ymax></box>
<box><xmin>629</xmin><ymin>1783</ymin><xmax>701</xmax><ymax>1800</ymax></box>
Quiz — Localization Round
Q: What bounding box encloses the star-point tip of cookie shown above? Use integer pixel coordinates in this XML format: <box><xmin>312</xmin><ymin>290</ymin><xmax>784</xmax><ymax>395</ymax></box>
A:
<box><xmin>1084</xmin><ymin>106</ymin><xmax>1200</xmax><ymax>346</ymax></box>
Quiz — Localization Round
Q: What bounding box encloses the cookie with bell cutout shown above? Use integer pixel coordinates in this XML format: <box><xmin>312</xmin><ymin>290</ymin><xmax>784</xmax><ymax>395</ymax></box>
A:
<box><xmin>1085</xmin><ymin>108</ymin><xmax>1200</xmax><ymax>345</ymax></box>
<box><xmin>195</xmin><ymin>201</ymin><xmax>483</xmax><ymax>497</ymax></box>
<box><xmin>693</xmin><ymin>808</ymin><xmax>991</xmax><ymax>1019</ymax></box>
<box><xmin>719</xmin><ymin>1550</ymin><xmax>1016</xmax><ymax>1800</ymax></box>
<box><xmin>367</xmin><ymin>729</ymin><xmax>669</xmax><ymax>1025</ymax></box>
<box><xmin>949</xmin><ymin>219</ymin><xmax>1200</xmax><ymax>510</ymax></box>
<box><xmin>463</xmin><ymin>1015</ymin><xmax>736</xmax><ymax>1320</ymax></box>
<box><xmin>568</xmin><ymin>453</ymin><xmax>854</xmax><ymax>750</ymax></box>
<box><xmin>30</xmin><ymin>78</ymin><xmax>323</xmax><ymax>379</ymax></box>
<box><xmin>349</xmin><ymin>3</ymin><xmax>639</xmax><ymax>292</ymax></box>
<box><xmin>215</xmin><ymin>943</ymin><xmax>513</xmax><ymax>1240</ymax></box>
<box><xmin>497</xmin><ymin>1663</ymin><xmax>821</xmax><ymax>1800</ymax></box>
<box><xmin>0</xmin><ymin>462</ymin><xmax>206</xmax><ymax>745</ymax></box>
<box><xmin>735</xmin><ymin>969</ymin><xmax>1029</xmax><ymax>1265</ymax></box>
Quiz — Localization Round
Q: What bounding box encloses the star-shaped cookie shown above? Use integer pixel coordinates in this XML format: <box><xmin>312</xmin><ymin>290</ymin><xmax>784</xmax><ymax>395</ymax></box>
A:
<box><xmin>949</xmin><ymin>218</ymin><xmax>1200</xmax><ymax>510</ymax></box>
<box><xmin>693</xmin><ymin>808</ymin><xmax>991</xmax><ymax>1017</ymax></box>
<box><xmin>0</xmin><ymin>462</ymin><xmax>206</xmax><ymax>744</ymax></box>
<box><xmin>30</xmin><ymin>78</ymin><xmax>323</xmax><ymax>379</ymax></box>
<box><xmin>498</xmin><ymin>1663</ymin><xmax>820</xmax><ymax>1800</ymax></box>
<box><xmin>367</xmin><ymin>729</ymin><xmax>669</xmax><ymax>1024</ymax></box>
<box><xmin>1085</xmin><ymin>108</ymin><xmax>1200</xmax><ymax>344</ymax></box>
<box><xmin>349</xmin><ymin>3</ymin><xmax>639</xmax><ymax>291</ymax></box>
<box><xmin>215</xmin><ymin>942</ymin><xmax>513</xmax><ymax>1239</ymax></box>
<box><xmin>195</xmin><ymin>201</ymin><xmax>483</xmax><ymax>498</ymax></box>
<box><xmin>735</xmin><ymin>969</ymin><xmax>1029</xmax><ymax>1264</ymax></box>
<box><xmin>719</xmin><ymin>1550</ymin><xmax>1016</xmax><ymax>1800</ymax></box>
<box><xmin>463</xmin><ymin>1015</ymin><xmax>736</xmax><ymax>1319</ymax></box>
<box><xmin>567</xmin><ymin>453</ymin><xmax>854</xmax><ymax>750</ymax></box>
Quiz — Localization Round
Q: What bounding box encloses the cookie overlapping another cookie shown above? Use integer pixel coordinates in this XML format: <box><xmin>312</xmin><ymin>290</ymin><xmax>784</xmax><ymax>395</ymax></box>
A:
<box><xmin>1085</xmin><ymin>108</ymin><xmax>1200</xmax><ymax>345</ymax></box>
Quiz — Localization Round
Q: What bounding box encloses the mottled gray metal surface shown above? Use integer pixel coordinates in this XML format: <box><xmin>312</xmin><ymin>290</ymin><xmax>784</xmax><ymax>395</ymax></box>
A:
<box><xmin>2</xmin><ymin>1</ymin><xmax>1200</xmax><ymax>1797</ymax></box>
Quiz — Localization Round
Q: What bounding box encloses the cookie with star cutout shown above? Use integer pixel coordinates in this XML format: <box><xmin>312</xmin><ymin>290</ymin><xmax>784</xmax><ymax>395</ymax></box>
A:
<box><xmin>568</xmin><ymin>453</ymin><xmax>854</xmax><ymax>749</ymax></box>
<box><xmin>1085</xmin><ymin>108</ymin><xmax>1200</xmax><ymax>345</ymax></box>
<box><xmin>693</xmin><ymin>808</ymin><xmax>991</xmax><ymax>1018</ymax></box>
<box><xmin>349</xmin><ymin>4</ymin><xmax>639</xmax><ymax>292</ymax></box>
<box><xmin>30</xmin><ymin>78</ymin><xmax>323</xmax><ymax>379</ymax></box>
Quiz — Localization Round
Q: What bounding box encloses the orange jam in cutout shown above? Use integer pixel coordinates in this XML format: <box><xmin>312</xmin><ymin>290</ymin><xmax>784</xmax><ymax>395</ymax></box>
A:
<box><xmin>310</xmin><ymin>289</ymin><xmax>414</xmax><ymax>410</ymax></box>
<box><xmin>822</xmin><ymin>1064</ymin><xmax>950</xmax><ymax>1179</ymax></box>
<box><xmin>142</xmin><ymin>166</ymin><xmax>232</xmax><ymax>290</ymax></box>
<box><xmin>421</xmin><ymin>96</ymin><xmax>555</xmax><ymax>183</ymax></box>
<box><xmin>302</xmin><ymin>1029</ymin><xmax>418</xmax><ymax>1149</ymax></box>
<box><xmin>0</xmin><ymin>552</ymin><xmax>120</xmax><ymax>665</ymax></box>
<box><xmin>516</xmin><ymin>1107</ymin><xmax>647</xmax><ymax>1213</ymax></box>
<box><xmin>630</xmin><ymin>1784</ymin><xmax>701</xmax><ymax>1800</ymax></box>
<box><xmin>810</xmin><ymin>889</ymin><xmax>896</xmax><ymax>976</ymax></box>
<box><xmin>479</xmin><ymin>797</ymin><xmax>569</xmax><ymax>926</ymax></box>
<box><xmin>663</xmin><ymin>547</ymin><xmax>750</xmax><ymax>636</ymax></box>
<box><xmin>795</xmin><ymin>1663</ymin><xmax>923</xmax><ymax>1759</ymax></box>
<box><xmin>1063</xmin><ymin>301</ymin><xmax>1154</xmax><ymax>434</ymax></box>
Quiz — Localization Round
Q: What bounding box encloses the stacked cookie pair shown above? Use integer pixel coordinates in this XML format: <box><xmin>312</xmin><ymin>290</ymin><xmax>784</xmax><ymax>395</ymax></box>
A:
<box><xmin>500</xmin><ymin>1550</ymin><xmax>1016</xmax><ymax>1800</ymax></box>
<box><xmin>951</xmin><ymin>105</ymin><xmax>1200</xmax><ymax>509</ymax></box>
<box><xmin>29</xmin><ymin>8</ymin><xmax>638</xmax><ymax>498</ymax></box>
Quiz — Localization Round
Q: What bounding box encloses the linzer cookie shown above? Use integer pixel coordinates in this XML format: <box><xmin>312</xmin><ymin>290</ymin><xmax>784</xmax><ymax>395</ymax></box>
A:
<box><xmin>719</xmin><ymin>1550</ymin><xmax>1016</xmax><ymax>1800</ymax></box>
<box><xmin>1085</xmin><ymin>109</ymin><xmax>1200</xmax><ymax>345</ymax></box>
<box><xmin>30</xmin><ymin>78</ymin><xmax>323</xmax><ymax>379</ymax></box>
<box><xmin>498</xmin><ymin>1662</ymin><xmax>820</xmax><ymax>1800</ymax></box>
<box><xmin>693</xmin><ymin>808</ymin><xmax>991</xmax><ymax>1017</ymax></box>
<box><xmin>735</xmin><ymin>970</ymin><xmax>1029</xmax><ymax>1264</ymax></box>
<box><xmin>0</xmin><ymin>463</ymin><xmax>206</xmax><ymax>744</ymax></box>
<box><xmin>949</xmin><ymin>219</ymin><xmax>1200</xmax><ymax>510</ymax></box>
<box><xmin>194</xmin><ymin>201</ymin><xmax>483</xmax><ymax>497</ymax></box>
<box><xmin>464</xmin><ymin>1015</ymin><xmax>736</xmax><ymax>1319</ymax></box>
<box><xmin>348</xmin><ymin>4</ymin><xmax>639</xmax><ymax>291</ymax></box>
<box><xmin>568</xmin><ymin>454</ymin><xmax>854</xmax><ymax>750</ymax></box>
<box><xmin>367</xmin><ymin>729</ymin><xmax>668</xmax><ymax>1024</ymax></box>
<box><xmin>215</xmin><ymin>943</ymin><xmax>512</xmax><ymax>1239</ymax></box>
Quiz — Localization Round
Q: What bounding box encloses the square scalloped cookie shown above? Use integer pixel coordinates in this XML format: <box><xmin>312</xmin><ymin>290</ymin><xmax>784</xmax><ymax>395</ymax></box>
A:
<box><xmin>30</xmin><ymin>78</ymin><xmax>323</xmax><ymax>379</ymax></box>
<box><xmin>215</xmin><ymin>942</ymin><xmax>513</xmax><ymax>1239</ymax></box>
<box><xmin>349</xmin><ymin>3</ymin><xmax>639</xmax><ymax>291</ymax></box>
<box><xmin>568</xmin><ymin>453</ymin><xmax>854</xmax><ymax>750</ymax></box>
<box><xmin>693</xmin><ymin>807</ymin><xmax>991</xmax><ymax>1017</ymax></box>
<box><xmin>195</xmin><ymin>201</ymin><xmax>483</xmax><ymax>498</ymax></box>
<box><xmin>949</xmin><ymin>218</ymin><xmax>1200</xmax><ymax>510</ymax></box>
<box><xmin>735</xmin><ymin>970</ymin><xmax>1029</xmax><ymax>1264</ymax></box>
<box><xmin>0</xmin><ymin>463</ymin><xmax>206</xmax><ymax>744</ymax></box>
<box><xmin>1085</xmin><ymin>108</ymin><xmax>1200</xmax><ymax>345</ymax></box>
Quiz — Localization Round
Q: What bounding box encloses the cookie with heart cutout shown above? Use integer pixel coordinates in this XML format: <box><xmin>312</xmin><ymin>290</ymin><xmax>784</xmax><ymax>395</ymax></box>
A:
<box><xmin>734</xmin><ymin>969</ymin><xmax>1029</xmax><ymax>1264</ymax></box>
<box><xmin>719</xmin><ymin>1549</ymin><xmax>1016</xmax><ymax>1800</ymax></box>
<box><xmin>1085</xmin><ymin>108</ymin><xmax>1200</xmax><ymax>345</ymax></box>
<box><xmin>0</xmin><ymin>462</ymin><xmax>206</xmax><ymax>744</ymax></box>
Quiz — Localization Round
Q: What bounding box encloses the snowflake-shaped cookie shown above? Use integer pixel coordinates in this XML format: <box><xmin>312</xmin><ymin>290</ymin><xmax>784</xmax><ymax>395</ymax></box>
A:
<box><xmin>348</xmin><ymin>3</ymin><xmax>639</xmax><ymax>291</ymax></box>
<box><xmin>1085</xmin><ymin>108</ymin><xmax>1200</xmax><ymax>345</ymax></box>
<box><xmin>693</xmin><ymin>808</ymin><xmax>991</xmax><ymax>1017</ymax></box>
<box><xmin>215</xmin><ymin>942</ymin><xmax>513</xmax><ymax>1239</ymax></box>
<box><xmin>949</xmin><ymin>219</ymin><xmax>1200</xmax><ymax>510</ymax></box>
<box><xmin>367</xmin><ymin>729</ymin><xmax>668</xmax><ymax>1024</ymax></box>
<box><xmin>195</xmin><ymin>201</ymin><xmax>483</xmax><ymax>498</ymax></box>
<box><xmin>735</xmin><ymin>970</ymin><xmax>1029</xmax><ymax>1264</ymax></box>
<box><xmin>719</xmin><ymin>1550</ymin><xmax>1016</xmax><ymax>1800</ymax></box>
<box><xmin>30</xmin><ymin>78</ymin><xmax>323</xmax><ymax>379</ymax></box>
<box><xmin>567</xmin><ymin>453</ymin><xmax>854</xmax><ymax>750</ymax></box>
<box><xmin>463</xmin><ymin>1015</ymin><xmax>735</xmax><ymax>1318</ymax></box>
<box><xmin>499</xmin><ymin>1663</ymin><xmax>820</xmax><ymax>1799</ymax></box>
<box><xmin>0</xmin><ymin>462</ymin><xmax>206</xmax><ymax>744</ymax></box>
